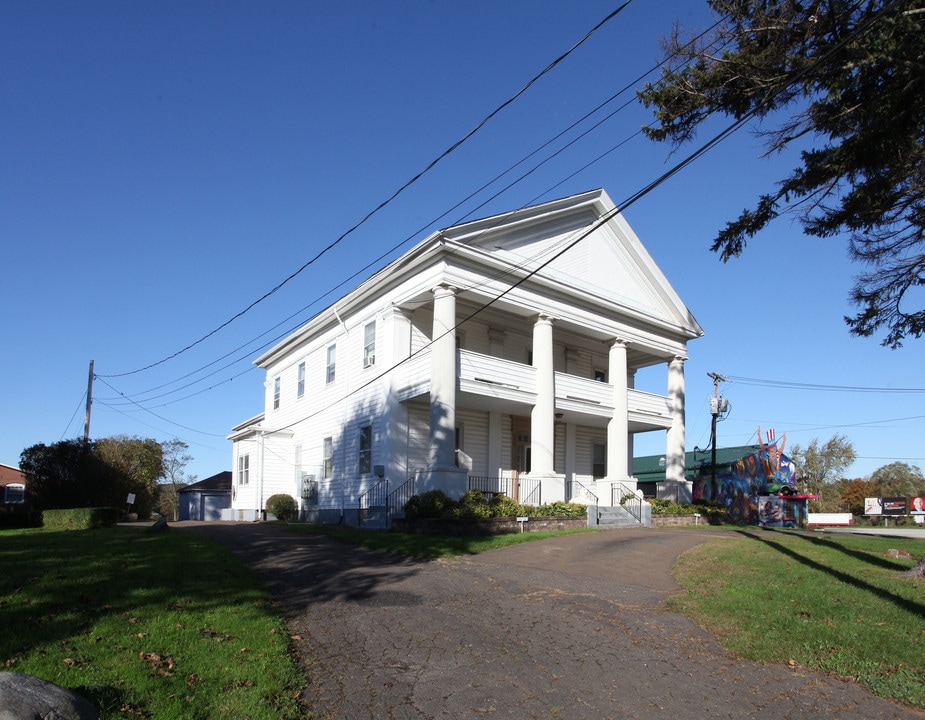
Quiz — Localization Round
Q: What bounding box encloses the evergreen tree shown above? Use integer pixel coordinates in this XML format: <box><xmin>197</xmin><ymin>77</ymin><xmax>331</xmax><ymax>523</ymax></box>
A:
<box><xmin>639</xmin><ymin>1</ymin><xmax>925</xmax><ymax>347</ymax></box>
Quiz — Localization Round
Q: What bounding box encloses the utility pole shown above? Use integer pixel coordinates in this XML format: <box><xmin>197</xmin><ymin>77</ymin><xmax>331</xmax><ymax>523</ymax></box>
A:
<box><xmin>707</xmin><ymin>372</ymin><xmax>728</xmax><ymax>500</ymax></box>
<box><xmin>83</xmin><ymin>360</ymin><xmax>94</xmax><ymax>445</ymax></box>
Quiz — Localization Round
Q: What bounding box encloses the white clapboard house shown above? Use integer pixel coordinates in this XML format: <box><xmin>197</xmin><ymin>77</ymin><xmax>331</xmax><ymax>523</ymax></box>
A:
<box><xmin>228</xmin><ymin>189</ymin><xmax>703</xmax><ymax>525</ymax></box>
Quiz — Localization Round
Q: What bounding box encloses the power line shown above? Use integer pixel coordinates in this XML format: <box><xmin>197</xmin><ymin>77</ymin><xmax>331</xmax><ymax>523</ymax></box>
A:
<box><xmin>97</xmin><ymin>14</ymin><xmax>722</xmax><ymax>408</ymax></box>
<box><xmin>99</xmin><ymin>1</ymin><xmax>634</xmax><ymax>380</ymax></box>
<box><xmin>728</xmin><ymin>375</ymin><xmax>925</xmax><ymax>393</ymax></box>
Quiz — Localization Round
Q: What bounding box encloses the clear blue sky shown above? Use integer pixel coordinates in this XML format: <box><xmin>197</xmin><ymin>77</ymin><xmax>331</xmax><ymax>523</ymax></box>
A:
<box><xmin>3</xmin><ymin>1</ymin><xmax>922</xmax><ymax>483</ymax></box>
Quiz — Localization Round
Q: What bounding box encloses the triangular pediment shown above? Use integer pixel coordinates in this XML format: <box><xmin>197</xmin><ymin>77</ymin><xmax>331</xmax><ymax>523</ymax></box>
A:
<box><xmin>442</xmin><ymin>189</ymin><xmax>701</xmax><ymax>335</ymax></box>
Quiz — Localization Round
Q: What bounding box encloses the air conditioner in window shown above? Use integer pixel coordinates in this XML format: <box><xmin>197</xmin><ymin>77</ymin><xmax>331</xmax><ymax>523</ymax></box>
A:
<box><xmin>364</xmin><ymin>354</ymin><xmax>375</xmax><ymax>368</ymax></box>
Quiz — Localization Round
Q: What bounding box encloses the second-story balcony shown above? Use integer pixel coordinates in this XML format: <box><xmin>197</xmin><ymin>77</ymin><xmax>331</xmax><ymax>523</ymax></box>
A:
<box><xmin>395</xmin><ymin>348</ymin><xmax>673</xmax><ymax>432</ymax></box>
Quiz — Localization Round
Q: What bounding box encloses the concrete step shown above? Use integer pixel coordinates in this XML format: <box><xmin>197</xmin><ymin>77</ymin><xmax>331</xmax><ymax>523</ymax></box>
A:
<box><xmin>595</xmin><ymin>505</ymin><xmax>644</xmax><ymax>528</ymax></box>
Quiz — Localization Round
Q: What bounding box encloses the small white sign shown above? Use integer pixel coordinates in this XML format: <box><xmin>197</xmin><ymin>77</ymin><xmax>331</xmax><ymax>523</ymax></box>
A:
<box><xmin>516</xmin><ymin>516</ymin><xmax>528</xmax><ymax>522</ymax></box>
<box><xmin>126</xmin><ymin>493</ymin><xmax>136</xmax><ymax>505</ymax></box>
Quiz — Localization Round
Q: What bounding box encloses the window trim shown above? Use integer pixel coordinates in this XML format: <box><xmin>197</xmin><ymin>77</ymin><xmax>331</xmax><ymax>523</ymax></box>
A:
<box><xmin>273</xmin><ymin>376</ymin><xmax>281</xmax><ymax>410</ymax></box>
<box><xmin>322</xmin><ymin>436</ymin><xmax>333</xmax><ymax>479</ymax></box>
<box><xmin>4</xmin><ymin>483</ymin><xmax>25</xmax><ymax>504</ymax></box>
<box><xmin>358</xmin><ymin>425</ymin><xmax>372</xmax><ymax>475</ymax></box>
<box><xmin>363</xmin><ymin>320</ymin><xmax>376</xmax><ymax>368</ymax></box>
<box><xmin>238</xmin><ymin>454</ymin><xmax>250</xmax><ymax>485</ymax></box>
<box><xmin>326</xmin><ymin>344</ymin><xmax>336</xmax><ymax>384</ymax></box>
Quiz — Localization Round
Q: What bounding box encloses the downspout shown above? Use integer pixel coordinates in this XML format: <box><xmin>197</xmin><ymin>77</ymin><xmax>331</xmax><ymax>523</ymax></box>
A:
<box><xmin>258</xmin><ymin>429</ymin><xmax>266</xmax><ymax>520</ymax></box>
<box><xmin>334</xmin><ymin>306</ymin><xmax>350</xmax><ymax>523</ymax></box>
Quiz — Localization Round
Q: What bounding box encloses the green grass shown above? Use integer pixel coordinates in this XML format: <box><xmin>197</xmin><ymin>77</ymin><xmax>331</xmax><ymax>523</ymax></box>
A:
<box><xmin>0</xmin><ymin>527</ymin><xmax>305</xmax><ymax>719</ymax></box>
<box><xmin>286</xmin><ymin>523</ymin><xmax>596</xmax><ymax>558</ymax></box>
<box><xmin>667</xmin><ymin>530</ymin><xmax>925</xmax><ymax>708</ymax></box>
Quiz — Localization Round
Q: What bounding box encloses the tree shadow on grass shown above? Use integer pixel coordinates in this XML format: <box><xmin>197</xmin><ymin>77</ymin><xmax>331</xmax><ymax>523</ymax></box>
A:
<box><xmin>732</xmin><ymin>529</ymin><xmax>925</xmax><ymax>618</ymax></box>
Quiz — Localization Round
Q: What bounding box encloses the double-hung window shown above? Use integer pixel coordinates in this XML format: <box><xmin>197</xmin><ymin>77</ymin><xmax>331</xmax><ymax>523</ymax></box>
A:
<box><xmin>326</xmin><ymin>344</ymin><xmax>336</xmax><ymax>384</ymax></box>
<box><xmin>273</xmin><ymin>377</ymin><xmax>281</xmax><ymax>409</ymax></box>
<box><xmin>297</xmin><ymin>362</ymin><xmax>305</xmax><ymax>398</ymax></box>
<box><xmin>363</xmin><ymin>321</ymin><xmax>376</xmax><ymax>368</ymax></box>
<box><xmin>322</xmin><ymin>437</ymin><xmax>333</xmax><ymax>479</ymax></box>
<box><xmin>358</xmin><ymin>425</ymin><xmax>372</xmax><ymax>475</ymax></box>
<box><xmin>238</xmin><ymin>454</ymin><xmax>250</xmax><ymax>485</ymax></box>
<box><xmin>592</xmin><ymin>443</ymin><xmax>606</xmax><ymax>479</ymax></box>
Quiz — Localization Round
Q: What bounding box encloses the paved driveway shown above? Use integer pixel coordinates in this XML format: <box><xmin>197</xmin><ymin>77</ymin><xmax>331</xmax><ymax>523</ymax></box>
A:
<box><xmin>181</xmin><ymin>523</ymin><xmax>922</xmax><ymax>719</ymax></box>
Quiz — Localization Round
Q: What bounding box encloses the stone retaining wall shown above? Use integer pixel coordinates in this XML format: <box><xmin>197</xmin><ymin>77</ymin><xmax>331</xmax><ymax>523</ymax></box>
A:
<box><xmin>649</xmin><ymin>514</ymin><xmax>704</xmax><ymax>527</ymax></box>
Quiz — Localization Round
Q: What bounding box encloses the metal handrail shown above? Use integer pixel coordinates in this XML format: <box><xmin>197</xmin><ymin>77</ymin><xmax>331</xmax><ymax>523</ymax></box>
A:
<box><xmin>358</xmin><ymin>477</ymin><xmax>388</xmax><ymax>527</ymax></box>
<box><xmin>567</xmin><ymin>477</ymin><xmax>599</xmax><ymax>526</ymax></box>
<box><xmin>468</xmin><ymin>475</ymin><xmax>513</xmax><ymax>497</ymax></box>
<box><xmin>613</xmin><ymin>482</ymin><xmax>642</xmax><ymax>524</ymax></box>
<box><xmin>387</xmin><ymin>475</ymin><xmax>417</xmax><ymax>521</ymax></box>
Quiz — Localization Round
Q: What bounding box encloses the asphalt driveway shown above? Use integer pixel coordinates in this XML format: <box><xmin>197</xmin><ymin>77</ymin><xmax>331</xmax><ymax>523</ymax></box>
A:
<box><xmin>180</xmin><ymin>522</ymin><xmax>923</xmax><ymax>719</ymax></box>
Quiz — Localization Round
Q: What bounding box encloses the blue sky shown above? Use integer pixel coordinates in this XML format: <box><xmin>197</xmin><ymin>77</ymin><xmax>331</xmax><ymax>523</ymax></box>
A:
<box><xmin>3</xmin><ymin>1</ymin><xmax>922</xmax><ymax>483</ymax></box>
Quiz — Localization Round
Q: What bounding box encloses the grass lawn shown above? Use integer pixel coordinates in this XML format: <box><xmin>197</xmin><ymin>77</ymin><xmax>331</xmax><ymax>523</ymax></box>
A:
<box><xmin>0</xmin><ymin>527</ymin><xmax>305</xmax><ymax>719</ymax></box>
<box><xmin>667</xmin><ymin>529</ymin><xmax>925</xmax><ymax>708</ymax></box>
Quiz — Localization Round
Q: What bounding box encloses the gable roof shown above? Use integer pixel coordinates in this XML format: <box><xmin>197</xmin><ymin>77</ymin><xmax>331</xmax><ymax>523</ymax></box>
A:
<box><xmin>256</xmin><ymin>189</ymin><xmax>702</xmax><ymax>368</ymax></box>
<box><xmin>442</xmin><ymin>189</ymin><xmax>702</xmax><ymax>338</ymax></box>
<box><xmin>178</xmin><ymin>471</ymin><xmax>232</xmax><ymax>494</ymax></box>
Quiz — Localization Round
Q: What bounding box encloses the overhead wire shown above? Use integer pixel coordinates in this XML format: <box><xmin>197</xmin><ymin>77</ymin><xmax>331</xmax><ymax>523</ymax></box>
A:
<box><xmin>98</xmin><ymin>1</ymin><xmax>635</xmax><ymax>380</ymax></box>
<box><xmin>258</xmin><ymin>0</ymin><xmax>904</xmax><ymax>437</ymax></box>
<box><xmin>99</xmin><ymin>2</ymin><xmax>898</xmax><ymax>441</ymax></box>
<box><xmin>99</xmin><ymin>14</ymin><xmax>722</xmax><ymax>409</ymax></box>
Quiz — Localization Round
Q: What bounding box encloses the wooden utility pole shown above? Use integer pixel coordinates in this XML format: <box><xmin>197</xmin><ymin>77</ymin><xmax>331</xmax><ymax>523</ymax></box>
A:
<box><xmin>83</xmin><ymin>360</ymin><xmax>94</xmax><ymax>444</ymax></box>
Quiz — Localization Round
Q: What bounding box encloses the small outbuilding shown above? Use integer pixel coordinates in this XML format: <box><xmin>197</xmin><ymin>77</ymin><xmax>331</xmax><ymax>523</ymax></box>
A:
<box><xmin>178</xmin><ymin>471</ymin><xmax>232</xmax><ymax>521</ymax></box>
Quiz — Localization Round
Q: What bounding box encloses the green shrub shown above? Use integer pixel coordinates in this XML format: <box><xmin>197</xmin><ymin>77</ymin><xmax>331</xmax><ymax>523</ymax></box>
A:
<box><xmin>42</xmin><ymin>507</ymin><xmax>119</xmax><ymax>530</ymax></box>
<box><xmin>489</xmin><ymin>494</ymin><xmax>523</xmax><ymax>518</ymax></box>
<box><xmin>265</xmin><ymin>494</ymin><xmax>297</xmax><ymax>520</ymax></box>
<box><xmin>453</xmin><ymin>489</ymin><xmax>492</xmax><ymax>519</ymax></box>
<box><xmin>533</xmin><ymin>501</ymin><xmax>587</xmax><ymax>518</ymax></box>
<box><xmin>404</xmin><ymin>490</ymin><xmax>457</xmax><ymax>520</ymax></box>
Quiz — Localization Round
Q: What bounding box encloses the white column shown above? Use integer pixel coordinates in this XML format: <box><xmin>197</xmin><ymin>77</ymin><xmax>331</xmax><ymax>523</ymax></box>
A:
<box><xmin>530</xmin><ymin>314</ymin><xmax>555</xmax><ymax>475</ymax></box>
<box><xmin>666</xmin><ymin>355</ymin><xmax>687</xmax><ymax>483</ymax></box>
<box><xmin>607</xmin><ymin>339</ymin><xmax>629</xmax><ymax>482</ymax></box>
<box><xmin>429</xmin><ymin>285</ymin><xmax>457</xmax><ymax>469</ymax></box>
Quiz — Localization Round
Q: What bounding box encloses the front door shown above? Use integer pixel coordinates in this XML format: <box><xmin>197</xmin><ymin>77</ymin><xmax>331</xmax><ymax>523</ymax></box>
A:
<box><xmin>511</xmin><ymin>416</ymin><xmax>531</xmax><ymax>502</ymax></box>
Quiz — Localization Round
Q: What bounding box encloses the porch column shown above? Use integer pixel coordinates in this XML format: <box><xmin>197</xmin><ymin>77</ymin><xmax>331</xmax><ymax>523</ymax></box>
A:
<box><xmin>530</xmin><ymin>314</ymin><xmax>555</xmax><ymax>475</ymax></box>
<box><xmin>607</xmin><ymin>339</ymin><xmax>630</xmax><ymax>482</ymax></box>
<box><xmin>666</xmin><ymin>355</ymin><xmax>687</xmax><ymax>483</ymax></box>
<box><xmin>428</xmin><ymin>284</ymin><xmax>457</xmax><ymax>469</ymax></box>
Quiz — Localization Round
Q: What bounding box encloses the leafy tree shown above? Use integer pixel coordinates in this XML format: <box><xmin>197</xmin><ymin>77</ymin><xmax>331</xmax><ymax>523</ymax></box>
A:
<box><xmin>96</xmin><ymin>435</ymin><xmax>163</xmax><ymax>517</ymax></box>
<box><xmin>639</xmin><ymin>1</ymin><xmax>925</xmax><ymax>347</ymax></box>
<box><xmin>157</xmin><ymin>438</ymin><xmax>196</xmax><ymax>521</ymax></box>
<box><xmin>20</xmin><ymin>439</ymin><xmax>100</xmax><ymax>510</ymax></box>
<box><xmin>869</xmin><ymin>460</ymin><xmax>925</xmax><ymax>497</ymax></box>
<box><xmin>839</xmin><ymin>476</ymin><xmax>881</xmax><ymax>516</ymax></box>
<box><xmin>20</xmin><ymin>436</ymin><xmax>164</xmax><ymax>516</ymax></box>
<box><xmin>789</xmin><ymin>434</ymin><xmax>856</xmax><ymax>510</ymax></box>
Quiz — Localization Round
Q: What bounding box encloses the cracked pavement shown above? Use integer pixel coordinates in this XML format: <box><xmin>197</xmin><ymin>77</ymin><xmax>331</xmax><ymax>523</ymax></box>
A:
<box><xmin>181</xmin><ymin>523</ymin><xmax>924</xmax><ymax>719</ymax></box>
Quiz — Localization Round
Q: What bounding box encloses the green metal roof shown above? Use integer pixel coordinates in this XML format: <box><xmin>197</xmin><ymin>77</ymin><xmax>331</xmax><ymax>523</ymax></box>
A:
<box><xmin>633</xmin><ymin>445</ymin><xmax>760</xmax><ymax>482</ymax></box>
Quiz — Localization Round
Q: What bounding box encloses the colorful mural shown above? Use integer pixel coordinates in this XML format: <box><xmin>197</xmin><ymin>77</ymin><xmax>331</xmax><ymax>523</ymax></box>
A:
<box><xmin>693</xmin><ymin>428</ymin><xmax>802</xmax><ymax>526</ymax></box>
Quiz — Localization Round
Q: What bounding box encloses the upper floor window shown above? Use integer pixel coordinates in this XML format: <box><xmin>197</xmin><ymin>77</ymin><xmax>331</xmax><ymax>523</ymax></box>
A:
<box><xmin>4</xmin><ymin>483</ymin><xmax>25</xmax><ymax>504</ymax></box>
<box><xmin>297</xmin><ymin>362</ymin><xmax>305</xmax><ymax>398</ymax></box>
<box><xmin>594</xmin><ymin>369</ymin><xmax>607</xmax><ymax>383</ymax></box>
<box><xmin>238</xmin><ymin>454</ymin><xmax>250</xmax><ymax>485</ymax></box>
<box><xmin>273</xmin><ymin>377</ymin><xmax>281</xmax><ymax>409</ymax></box>
<box><xmin>358</xmin><ymin>425</ymin><xmax>372</xmax><ymax>475</ymax></box>
<box><xmin>363</xmin><ymin>321</ymin><xmax>376</xmax><ymax>368</ymax></box>
<box><xmin>326</xmin><ymin>344</ymin><xmax>336</xmax><ymax>384</ymax></box>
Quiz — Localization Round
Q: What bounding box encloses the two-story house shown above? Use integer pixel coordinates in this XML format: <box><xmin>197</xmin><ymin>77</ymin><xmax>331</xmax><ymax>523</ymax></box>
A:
<box><xmin>228</xmin><ymin>189</ymin><xmax>703</xmax><ymax>524</ymax></box>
